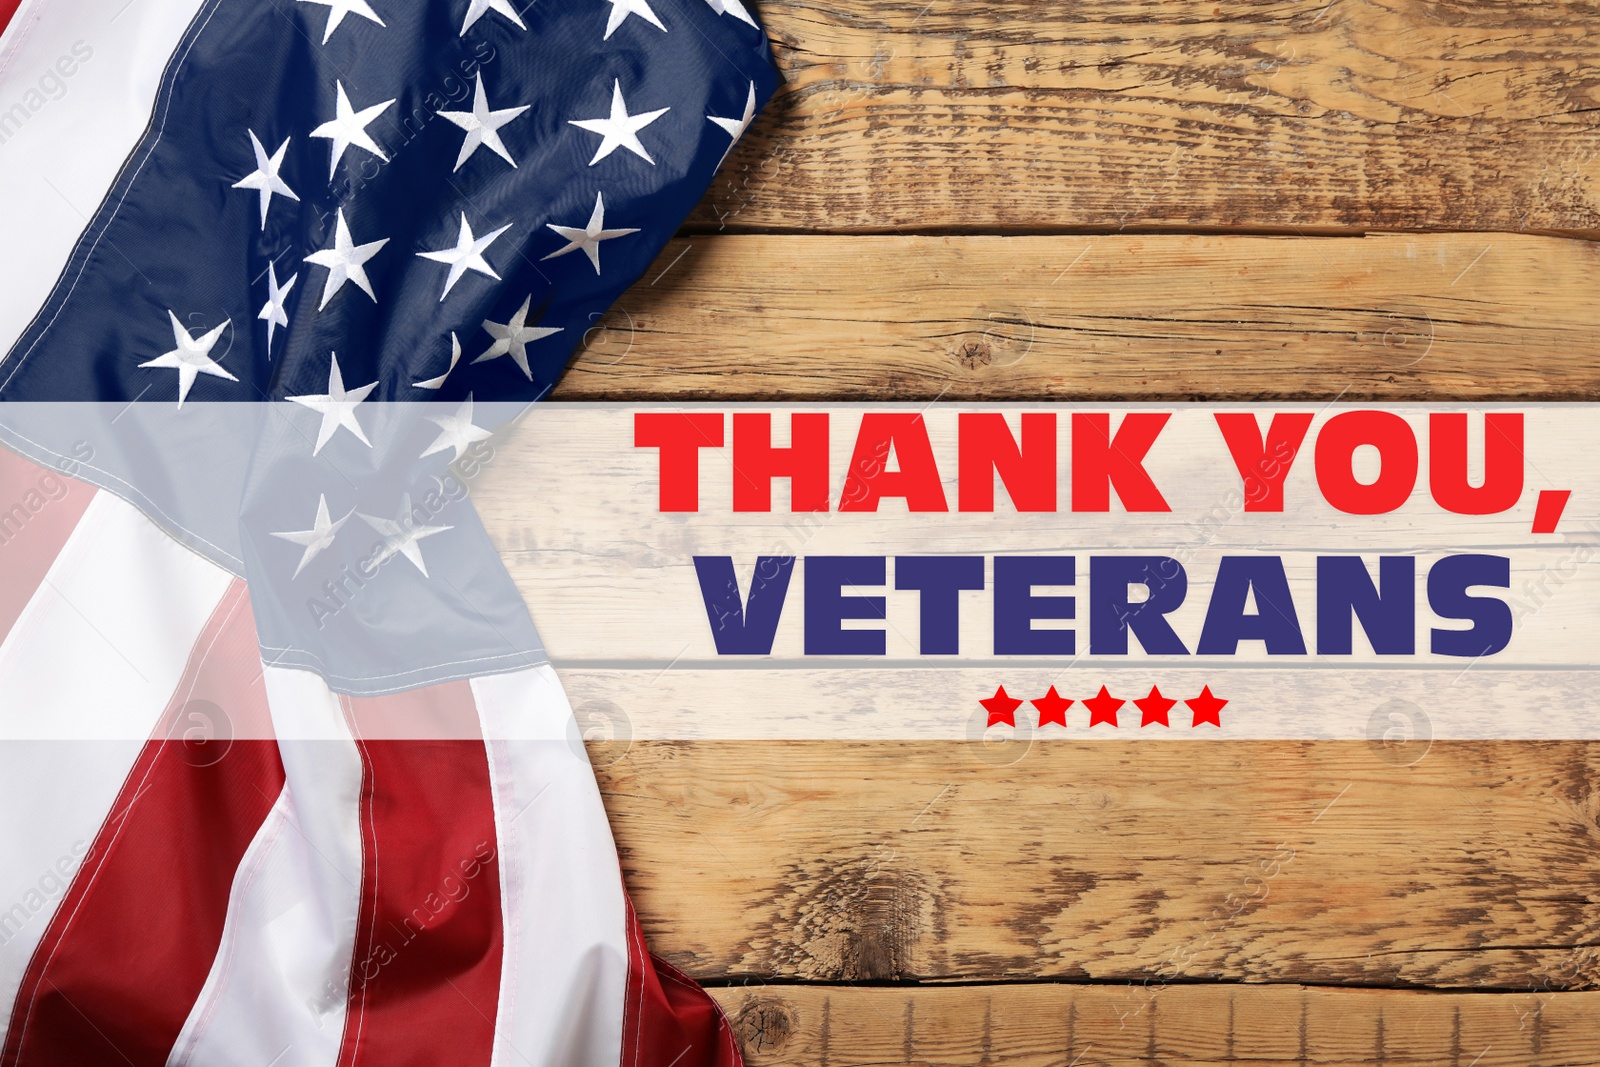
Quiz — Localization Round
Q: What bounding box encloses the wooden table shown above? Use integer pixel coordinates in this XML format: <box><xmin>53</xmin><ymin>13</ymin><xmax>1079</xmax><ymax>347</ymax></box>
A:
<box><xmin>493</xmin><ymin>2</ymin><xmax>1600</xmax><ymax>1062</ymax></box>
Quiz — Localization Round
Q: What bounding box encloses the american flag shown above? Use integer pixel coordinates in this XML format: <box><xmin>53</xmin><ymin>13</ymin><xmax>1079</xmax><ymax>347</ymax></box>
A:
<box><xmin>0</xmin><ymin>0</ymin><xmax>775</xmax><ymax>1063</ymax></box>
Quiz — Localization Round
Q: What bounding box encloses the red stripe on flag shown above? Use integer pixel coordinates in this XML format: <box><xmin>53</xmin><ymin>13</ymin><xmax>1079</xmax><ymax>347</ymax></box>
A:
<box><xmin>2</xmin><ymin>581</ymin><xmax>285</xmax><ymax>1067</ymax></box>
<box><xmin>0</xmin><ymin>0</ymin><xmax>20</xmax><ymax>36</ymax></box>
<box><xmin>0</xmin><ymin>449</ymin><xmax>96</xmax><ymax>646</ymax></box>
<box><xmin>337</xmin><ymin>685</ymin><xmax>502</xmax><ymax>1067</ymax></box>
<box><xmin>621</xmin><ymin>896</ymin><xmax>744</xmax><ymax>1067</ymax></box>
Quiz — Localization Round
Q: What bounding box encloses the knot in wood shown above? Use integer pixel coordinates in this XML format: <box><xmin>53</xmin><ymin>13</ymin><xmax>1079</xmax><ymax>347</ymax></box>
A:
<box><xmin>731</xmin><ymin>995</ymin><xmax>799</xmax><ymax>1053</ymax></box>
<box><xmin>957</xmin><ymin>339</ymin><xmax>993</xmax><ymax>369</ymax></box>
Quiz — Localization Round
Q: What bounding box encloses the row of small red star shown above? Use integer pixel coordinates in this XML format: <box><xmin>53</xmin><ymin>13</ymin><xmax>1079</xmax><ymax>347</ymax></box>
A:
<box><xmin>980</xmin><ymin>684</ymin><xmax>1227</xmax><ymax>728</ymax></box>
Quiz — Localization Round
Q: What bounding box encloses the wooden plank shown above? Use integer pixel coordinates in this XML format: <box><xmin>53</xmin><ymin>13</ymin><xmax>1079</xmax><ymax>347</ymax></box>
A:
<box><xmin>551</xmin><ymin>667</ymin><xmax>1600</xmax><ymax>740</ymax></box>
<box><xmin>687</xmin><ymin>0</ymin><xmax>1600</xmax><ymax>234</ymax></box>
<box><xmin>550</xmin><ymin>234</ymin><xmax>1600</xmax><ymax>401</ymax></box>
<box><xmin>474</xmin><ymin>404</ymin><xmax>1600</xmax><ymax>667</ymax></box>
<box><xmin>589</xmin><ymin>739</ymin><xmax>1600</xmax><ymax>989</ymax></box>
<box><xmin>708</xmin><ymin>982</ymin><xmax>1600</xmax><ymax>1067</ymax></box>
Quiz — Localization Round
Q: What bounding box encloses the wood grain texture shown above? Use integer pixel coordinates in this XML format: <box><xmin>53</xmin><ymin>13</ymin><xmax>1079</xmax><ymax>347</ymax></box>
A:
<box><xmin>689</xmin><ymin>0</ymin><xmax>1600</xmax><ymax>234</ymax></box>
<box><xmin>707</xmin><ymin>982</ymin><xmax>1600</xmax><ymax>1067</ymax></box>
<box><xmin>474</xmin><ymin>404</ymin><xmax>1600</xmax><ymax>668</ymax></box>
<box><xmin>551</xmin><ymin>233</ymin><xmax>1600</xmax><ymax>401</ymax></box>
<box><xmin>539</xmin><ymin>6</ymin><xmax>1600</xmax><ymax>1045</ymax></box>
<box><xmin>587</xmin><ymin>739</ymin><xmax>1600</xmax><ymax>990</ymax></box>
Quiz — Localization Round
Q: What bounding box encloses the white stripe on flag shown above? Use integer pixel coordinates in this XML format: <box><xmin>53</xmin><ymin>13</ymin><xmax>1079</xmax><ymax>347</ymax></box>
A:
<box><xmin>0</xmin><ymin>489</ymin><xmax>231</xmax><ymax>1047</ymax></box>
<box><xmin>166</xmin><ymin>667</ymin><xmax>364</xmax><ymax>1067</ymax></box>
<box><xmin>473</xmin><ymin>665</ymin><xmax>630</xmax><ymax>1067</ymax></box>
<box><xmin>0</xmin><ymin>0</ymin><xmax>209</xmax><ymax>356</ymax></box>
<box><xmin>165</xmin><ymin>783</ymin><xmax>293</xmax><ymax>1067</ymax></box>
<box><xmin>0</xmin><ymin>489</ymin><xmax>234</xmax><ymax>739</ymax></box>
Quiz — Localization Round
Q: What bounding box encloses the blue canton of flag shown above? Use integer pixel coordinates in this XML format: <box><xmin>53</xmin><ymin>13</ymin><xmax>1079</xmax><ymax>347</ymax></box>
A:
<box><xmin>2</xmin><ymin>0</ymin><xmax>774</xmax><ymax>404</ymax></box>
<box><xmin>0</xmin><ymin>0</ymin><xmax>777</xmax><ymax>693</ymax></box>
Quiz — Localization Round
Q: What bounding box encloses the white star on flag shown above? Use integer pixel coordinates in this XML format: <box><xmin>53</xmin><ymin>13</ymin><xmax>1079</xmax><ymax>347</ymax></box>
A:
<box><xmin>418</xmin><ymin>213</ymin><xmax>512</xmax><ymax>300</ymax></box>
<box><xmin>704</xmin><ymin>0</ymin><xmax>757</xmax><ymax>26</ymax></box>
<box><xmin>542</xmin><ymin>191</ymin><xmax>639</xmax><ymax>275</ymax></box>
<box><xmin>473</xmin><ymin>295</ymin><xmax>563</xmax><ymax>380</ymax></box>
<box><xmin>707</xmin><ymin>82</ymin><xmax>757</xmax><ymax>165</ymax></box>
<box><xmin>297</xmin><ymin>0</ymin><xmax>386</xmax><ymax>44</ymax></box>
<box><xmin>358</xmin><ymin>495</ymin><xmax>453</xmax><ymax>577</ymax></box>
<box><xmin>310</xmin><ymin>80</ymin><xmax>394</xmax><ymax>179</ymax></box>
<box><xmin>568</xmin><ymin>80</ymin><xmax>669</xmax><ymax>165</ymax></box>
<box><xmin>412</xmin><ymin>332</ymin><xmax>463</xmax><ymax>390</ymax></box>
<box><xmin>287</xmin><ymin>351</ymin><xmax>379</xmax><ymax>455</ymax></box>
<box><xmin>459</xmin><ymin>0</ymin><xmax>525</xmax><ymax>35</ymax></box>
<box><xmin>439</xmin><ymin>74</ymin><xmax>530</xmax><ymax>171</ymax></box>
<box><xmin>270</xmin><ymin>494</ymin><xmax>350</xmax><ymax>578</ymax></box>
<box><xmin>421</xmin><ymin>395</ymin><xmax>493</xmax><ymax>461</ymax></box>
<box><xmin>138</xmin><ymin>312</ymin><xmax>237</xmax><ymax>407</ymax></box>
<box><xmin>603</xmin><ymin>0</ymin><xmax>665</xmax><ymax>39</ymax></box>
<box><xmin>305</xmin><ymin>209</ymin><xmax>389</xmax><ymax>310</ymax></box>
<box><xmin>258</xmin><ymin>261</ymin><xmax>298</xmax><ymax>354</ymax></box>
<box><xmin>231</xmin><ymin>131</ymin><xmax>299</xmax><ymax>230</ymax></box>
